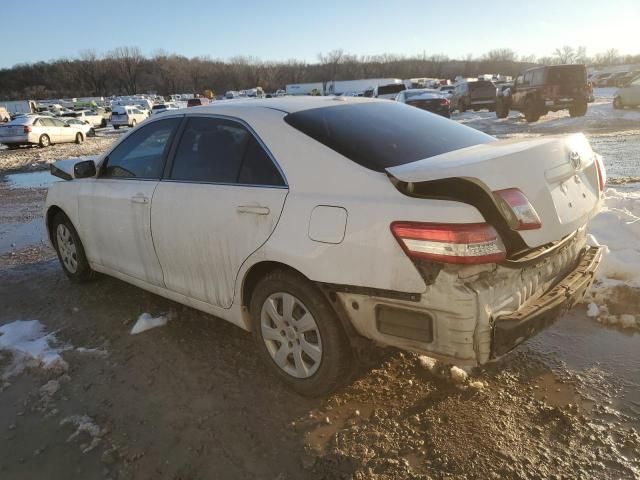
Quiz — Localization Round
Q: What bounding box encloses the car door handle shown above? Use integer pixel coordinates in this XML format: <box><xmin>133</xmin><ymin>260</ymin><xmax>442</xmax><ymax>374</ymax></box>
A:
<box><xmin>236</xmin><ymin>205</ymin><xmax>270</xmax><ymax>215</ymax></box>
<box><xmin>131</xmin><ymin>194</ymin><xmax>149</xmax><ymax>204</ymax></box>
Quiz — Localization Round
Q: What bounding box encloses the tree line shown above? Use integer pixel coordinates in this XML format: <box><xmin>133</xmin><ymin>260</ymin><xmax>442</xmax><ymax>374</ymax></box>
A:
<box><xmin>0</xmin><ymin>46</ymin><xmax>637</xmax><ymax>100</ymax></box>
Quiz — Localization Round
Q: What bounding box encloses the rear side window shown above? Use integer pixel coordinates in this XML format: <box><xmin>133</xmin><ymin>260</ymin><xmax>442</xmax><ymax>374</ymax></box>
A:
<box><xmin>284</xmin><ymin>102</ymin><xmax>495</xmax><ymax>172</ymax></box>
<box><xmin>170</xmin><ymin>117</ymin><xmax>285</xmax><ymax>186</ymax></box>
<box><xmin>171</xmin><ymin>117</ymin><xmax>251</xmax><ymax>183</ymax></box>
<box><xmin>102</xmin><ymin>118</ymin><xmax>180</xmax><ymax>179</ymax></box>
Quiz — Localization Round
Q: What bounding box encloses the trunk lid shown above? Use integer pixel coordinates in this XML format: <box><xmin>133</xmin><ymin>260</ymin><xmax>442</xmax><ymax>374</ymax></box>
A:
<box><xmin>386</xmin><ymin>134</ymin><xmax>602</xmax><ymax>248</ymax></box>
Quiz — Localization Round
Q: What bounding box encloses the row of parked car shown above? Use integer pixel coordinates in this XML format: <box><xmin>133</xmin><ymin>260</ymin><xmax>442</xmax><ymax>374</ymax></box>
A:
<box><xmin>590</xmin><ymin>70</ymin><xmax>640</xmax><ymax>87</ymax></box>
<box><xmin>392</xmin><ymin>64</ymin><xmax>592</xmax><ymax>123</ymax></box>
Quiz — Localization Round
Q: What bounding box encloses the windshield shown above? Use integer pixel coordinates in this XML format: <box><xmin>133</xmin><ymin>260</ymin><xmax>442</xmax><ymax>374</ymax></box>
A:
<box><xmin>284</xmin><ymin>102</ymin><xmax>494</xmax><ymax>172</ymax></box>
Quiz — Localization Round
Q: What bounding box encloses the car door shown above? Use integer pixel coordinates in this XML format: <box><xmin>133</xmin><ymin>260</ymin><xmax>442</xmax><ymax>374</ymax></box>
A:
<box><xmin>627</xmin><ymin>78</ymin><xmax>640</xmax><ymax>105</ymax></box>
<box><xmin>150</xmin><ymin>115</ymin><xmax>288</xmax><ymax>308</ymax></box>
<box><xmin>51</xmin><ymin>117</ymin><xmax>73</xmax><ymax>142</ymax></box>
<box><xmin>77</xmin><ymin>116</ymin><xmax>182</xmax><ymax>285</ymax></box>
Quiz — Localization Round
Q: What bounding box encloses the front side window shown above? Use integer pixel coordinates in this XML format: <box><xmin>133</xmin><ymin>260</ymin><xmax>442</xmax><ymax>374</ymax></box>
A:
<box><xmin>102</xmin><ymin>118</ymin><xmax>180</xmax><ymax>179</ymax></box>
<box><xmin>170</xmin><ymin>116</ymin><xmax>285</xmax><ymax>186</ymax></box>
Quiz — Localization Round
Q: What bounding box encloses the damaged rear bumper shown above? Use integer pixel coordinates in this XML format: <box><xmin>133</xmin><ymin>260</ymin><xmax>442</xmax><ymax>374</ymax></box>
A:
<box><xmin>492</xmin><ymin>246</ymin><xmax>604</xmax><ymax>357</ymax></box>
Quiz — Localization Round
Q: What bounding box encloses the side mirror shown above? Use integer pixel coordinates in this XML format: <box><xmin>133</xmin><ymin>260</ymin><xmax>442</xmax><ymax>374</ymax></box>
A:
<box><xmin>64</xmin><ymin>123</ymin><xmax>70</xmax><ymax>127</ymax></box>
<box><xmin>74</xmin><ymin>160</ymin><xmax>97</xmax><ymax>179</ymax></box>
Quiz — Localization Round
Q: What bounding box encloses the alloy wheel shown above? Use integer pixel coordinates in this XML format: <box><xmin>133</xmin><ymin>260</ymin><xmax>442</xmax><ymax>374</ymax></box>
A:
<box><xmin>56</xmin><ymin>223</ymin><xmax>78</xmax><ymax>273</ymax></box>
<box><xmin>260</xmin><ymin>292</ymin><xmax>322</xmax><ymax>378</ymax></box>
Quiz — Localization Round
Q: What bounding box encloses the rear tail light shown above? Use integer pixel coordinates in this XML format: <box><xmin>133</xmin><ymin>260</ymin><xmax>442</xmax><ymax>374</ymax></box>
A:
<box><xmin>594</xmin><ymin>154</ymin><xmax>605</xmax><ymax>192</ymax></box>
<box><xmin>439</xmin><ymin>99</ymin><xmax>449</xmax><ymax>106</ymax></box>
<box><xmin>493</xmin><ymin>188</ymin><xmax>542</xmax><ymax>231</ymax></box>
<box><xmin>23</xmin><ymin>126</ymin><xmax>32</xmax><ymax>133</ymax></box>
<box><xmin>390</xmin><ymin>222</ymin><xmax>506</xmax><ymax>265</ymax></box>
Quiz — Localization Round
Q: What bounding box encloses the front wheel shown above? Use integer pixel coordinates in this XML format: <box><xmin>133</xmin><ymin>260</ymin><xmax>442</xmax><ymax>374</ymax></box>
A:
<box><xmin>613</xmin><ymin>96</ymin><xmax>623</xmax><ymax>110</ymax></box>
<box><xmin>524</xmin><ymin>99</ymin><xmax>541</xmax><ymax>122</ymax></box>
<box><xmin>51</xmin><ymin>212</ymin><xmax>95</xmax><ymax>283</ymax></box>
<box><xmin>495</xmin><ymin>98</ymin><xmax>509</xmax><ymax>119</ymax></box>
<box><xmin>250</xmin><ymin>270</ymin><xmax>353</xmax><ymax>396</ymax></box>
<box><xmin>131</xmin><ymin>120</ymin><xmax>137</xmax><ymax>128</ymax></box>
<box><xmin>101</xmin><ymin>119</ymin><xmax>107</xmax><ymax>128</ymax></box>
<box><xmin>569</xmin><ymin>100</ymin><xmax>588</xmax><ymax>117</ymax></box>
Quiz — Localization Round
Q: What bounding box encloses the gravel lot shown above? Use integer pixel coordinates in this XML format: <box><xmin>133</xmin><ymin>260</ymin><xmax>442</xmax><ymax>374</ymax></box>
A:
<box><xmin>0</xmin><ymin>99</ymin><xmax>639</xmax><ymax>479</ymax></box>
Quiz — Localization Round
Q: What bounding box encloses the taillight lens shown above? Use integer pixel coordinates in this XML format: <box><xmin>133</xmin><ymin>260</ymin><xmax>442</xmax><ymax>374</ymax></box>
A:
<box><xmin>493</xmin><ymin>188</ymin><xmax>542</xmax><ymax>231</ymax></box>
<box><xmin>594</xmin><ymin>154</ymin><xmax>605</xmax><ymax>192</ymax></box>
<box><xmin>440</xmin><ymin>99</ymin><xmax>449</xmax><ymax>106</ymax></box>
<box><xmin>23</xmin><ymin>125</ymin><xmax>32</xmax><ymax>133</ymax></box>
<box><xmin>390</xmin><ymin>222</ymin><xmax>506</xmax><ymax>265</ymax></box>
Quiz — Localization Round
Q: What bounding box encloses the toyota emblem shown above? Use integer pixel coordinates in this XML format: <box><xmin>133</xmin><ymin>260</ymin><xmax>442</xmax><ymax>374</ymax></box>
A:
<box><xmin>569</xmin><ymin>151</ymin><xmax>582</xmax><ymax>170</ymax></box>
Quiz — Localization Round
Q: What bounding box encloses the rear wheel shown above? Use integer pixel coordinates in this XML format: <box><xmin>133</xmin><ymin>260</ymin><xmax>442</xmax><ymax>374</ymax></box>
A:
<box><xmin>113</xmin><ymin>125</ymin><xmax>120</xmax><ymax>130</ymax></box>
<box><xmin>131</xmin><ymin>120</ymin><xmax>137</xmax><ymax>128</ymax></box>
<box><xmin>100</xmin><ymin>118</ymin><xmax>107</xmax><ymax>128</ymax></box>
<box><xmin>39</xmin><ymin>134</ymin><xmax>50</xmax><ymax>148</ymax></box>
<box><xmin>250</xmin><ymin>270</ymin><xmax>353</xmax><ymax>397</ymax></box>
<box><xmin>569</xmin><ymin>100</ymin><xmax>588</xmax><ymax>117</ymax></box>
<box><xmin>51</xmin><ymin>212</ymin><xmax>94</xmax><ymax>283</ymax></box>
<box><xmin>524</xmin><ymin>99</ymin><xmax>541</xmax><ymax>123</ymax></box>
<box><xmin>613</xmin><ymin>96</ymin><xmax>623</xmax><ymax>110</ymax></box>
<box><xmin>75</xmin><ymin>132</ymin><xmax>84</xmax><ymax>144</ymax></box>
<box><xmin>7</xmin><ymin>144</ymin><xmax>20</xmax><ymax>150</ymax></box>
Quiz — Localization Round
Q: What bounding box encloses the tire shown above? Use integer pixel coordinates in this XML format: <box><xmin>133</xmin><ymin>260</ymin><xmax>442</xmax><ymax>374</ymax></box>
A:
<box><xmin>613</xmin><ymin>96</ymin><xmax>623</xmax><ymax>110</ymax></box>
<box><xmin>569</xmin><ymin>100</ymin><xmax>588</xmax><ymax>118</ymax></box>
<box><xmin>75</xmin><ymin>132</ymin><xmax>84</xmax><ymax>144</ymax></box>
<box><xmin>101</xmin><ymin>119</ymin><xmax>107</xmax><ymax>128</ymax></box>
<box><xmin>131</xmin><ymin>120</ymin><xmax>137</xmax><ymax>128</ymax></box>
<box><xmin>524</xmin><ymin>99</ymin><xmax>541</xmax><ymax>123</ymax></box>
<box><xmin>51</xmin><ymin>212</ymin><xmax>95</xmax><ymax>283</ymax></box>
<box><xmin>7</xmin><ymin>144</ymin><xmax>20</xmax><ymax>150</ymax></box>
<box><xmin>495</xmin><ymin>98</ymin><xmax>509</xmax><ymax>119</ymax></box>
<box><xmin>113</xmin><ymin>125</ymin><xmax>120</xmax><ymax>130</ymax></box>
<box><xmin>89</xmin><ymin>128</ymin><xmax>96</xmax><ymax>137</ymax></box>
<box><xmin>39</xmin><ymin>134</ymin><xmax>50</xmax><ymax>148</ymax></box>
<box><xmin>249</xmin><ymin>269</ymin><xmax>353</xmax><ymax>397</ymax></box>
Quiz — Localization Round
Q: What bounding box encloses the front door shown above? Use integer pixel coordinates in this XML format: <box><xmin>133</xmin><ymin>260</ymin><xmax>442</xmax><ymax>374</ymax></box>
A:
<box><xmin>151</xmin><ymin>116</ymin><xmax>288</xmax><ymax>308</ymax></box>
<box><xmin>78</xmin><ymin>116</ymin><xmax>182</xmax><ymax>286</ymax></box>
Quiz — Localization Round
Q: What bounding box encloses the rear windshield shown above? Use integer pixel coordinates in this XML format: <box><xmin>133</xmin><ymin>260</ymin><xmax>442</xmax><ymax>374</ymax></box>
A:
<box><xmin>377</xmin><ymin>84</ymin><xmax>406</xmax><ymax>95</ymax></box>
<box><xmin>187</xmin><ymin>99</ymin><xmax>202</xmax><ymax>106</ymax></box>
<box><xmin>152</xmin><ymin>105</ymin><xmax>166</xmax><ymax>110</ymax></box>
<box><xmin>284</xmin><ymin>102</ymin><xmax>495</xmax><ymax>172</ymax></box>
<box><xmin>547</xmin><ymin>66</ymin><xmax>586</xmax><ymax>85</ymax></box>
<box><xmin>468</xmin><ymin>80</ymin><xmax>495</xmax><ymax>90</ymax></box>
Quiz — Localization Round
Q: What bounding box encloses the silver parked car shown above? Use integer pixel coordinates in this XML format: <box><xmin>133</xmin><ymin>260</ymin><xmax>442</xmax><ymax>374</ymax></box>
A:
<box><xmin>0</xmin><ymin>115</ymin><xmax>86</xmax><ymax>148</ymax></box>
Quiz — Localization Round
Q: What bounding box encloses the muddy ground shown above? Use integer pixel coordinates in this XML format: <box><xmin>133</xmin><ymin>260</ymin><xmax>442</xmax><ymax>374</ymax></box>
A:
<box><xmin>0</xmin><ymin>99</ymin><xmax>639</xmax><ymax>479</ymax></box>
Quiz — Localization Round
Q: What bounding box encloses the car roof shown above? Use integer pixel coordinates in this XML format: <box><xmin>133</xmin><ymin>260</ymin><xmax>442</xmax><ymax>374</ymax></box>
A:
<box><xmin>184</xmin><ymin>96</ymin><xmax>388</xmax><ymax>115</ymax></box>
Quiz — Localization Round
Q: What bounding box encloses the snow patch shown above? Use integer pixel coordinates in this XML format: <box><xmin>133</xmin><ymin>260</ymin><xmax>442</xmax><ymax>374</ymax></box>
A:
<box><xmin>586</xmin><ymin>303</ymin><xmax>600</xmax><ymax>318</ymax></box>
<box><xmin>0</xmin><ymin>320</ymin><xmax>68</xmax><ymax>379</ymax></box>
<box><xmin>130</xmin><ymin>312</ymin><xmax>171</xmax><ymax>335</ymax></box>
<box><xmin>450</xmin><ymin>366</ymin><xmax>468</xmax><ymax>384</ymax></box>
<box><xmin>60</xmin><ymin>414</ymin><xmax>104</xmax><ymax>453</ymax></box>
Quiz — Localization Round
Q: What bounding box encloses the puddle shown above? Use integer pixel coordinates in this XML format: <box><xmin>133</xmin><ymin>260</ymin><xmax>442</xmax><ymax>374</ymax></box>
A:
<box><xmin>305</xmin><ymin>403</ymin><xmax>375</xmax><ymax>454</ymax></box>
<box><xmin>532</xmin><ymin>372</ymin><xmax>594</xmax><ymax>412</ymax></box>
<box><xmin>0</xmin><ymin>218</ymin><xmax>48</xmax><ymax>254</ymax></box>
<box><xmin>530</xmin><ymin>310</ymin><xmax>640</xmax><ymax>418</ymax></box>
<box><xmin>3</xmin><ymin>171</ymin><xmax>57</xmax><ymax>189</ymax></box>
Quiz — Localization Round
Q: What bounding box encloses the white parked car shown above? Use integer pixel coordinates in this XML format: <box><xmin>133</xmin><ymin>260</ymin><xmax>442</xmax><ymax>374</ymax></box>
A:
<box><xmin>62</xmin><ymin>110</ymin><xmax>106</xmax><ymax>128</ymax></box>
<box><xmin>110</xmin><ymin>105</ymin><xmax>147</xmax><ymax>129</ymax></box>
<box><xmin>151</xmin><ymin>102</ymin><xmax>179</xmax><ymax>115</ymax></box>
<box><xmin>45</xmin><ymin>97</ymin><xmax>605</xmax><ymax>395</ymax></box>
<box><xmin>61</xmin><ymin>117</ymin><xmax>95</xmax><ymax>137</ymax></box>
<box><xmin>0</xmin><ymin>115</ymin><xmax>85</xmax><ymax>148</ymax></box>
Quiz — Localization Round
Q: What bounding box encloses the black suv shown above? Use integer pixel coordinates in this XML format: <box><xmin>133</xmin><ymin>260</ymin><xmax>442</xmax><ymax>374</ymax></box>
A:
<box><xmin>496</xmin><ymin>64</ymin><xmax>589</xmax><ymax>122</ymax></box>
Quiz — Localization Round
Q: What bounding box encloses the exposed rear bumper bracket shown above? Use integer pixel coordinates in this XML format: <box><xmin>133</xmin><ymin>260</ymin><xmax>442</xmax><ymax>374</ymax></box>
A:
<box><xmin>492</xmin><ymin>246</ymin><xmax>604</xmax><ymax>357</ymax></box>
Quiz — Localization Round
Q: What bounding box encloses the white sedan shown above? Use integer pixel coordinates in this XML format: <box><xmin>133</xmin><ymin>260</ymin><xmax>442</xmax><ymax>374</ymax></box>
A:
<box><xmin>1</xmin><ymin>115</ymin><xmax>86</xmax><ymax>148</ymax></box>
<box><xmin>45</xmin><ymin>97</ymin><xmax>605</xmax><ymax>395</ymax></box>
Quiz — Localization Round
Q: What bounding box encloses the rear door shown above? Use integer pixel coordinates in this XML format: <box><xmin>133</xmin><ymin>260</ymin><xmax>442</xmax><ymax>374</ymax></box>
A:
<box><xmin>78</xmin><ymin>117</ymin><xmax>182</xmax><ymax>285</ymax></box>
<box><xmin>151</xmin><ymin>115</ymin><xmax>288</xmax><ymax>308</ymax></box>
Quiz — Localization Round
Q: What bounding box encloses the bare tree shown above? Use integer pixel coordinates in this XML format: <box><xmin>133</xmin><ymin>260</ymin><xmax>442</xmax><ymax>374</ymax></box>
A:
<box><xmin>108</xmin><ymin>46</ymin><xmax>144</xmax><ymax>94</ymax></box>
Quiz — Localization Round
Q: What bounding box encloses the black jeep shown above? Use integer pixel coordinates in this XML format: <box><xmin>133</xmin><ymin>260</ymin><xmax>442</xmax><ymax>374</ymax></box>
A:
<box><xmin>496</xmin><ymin>64</ymin><xmax>589</xmax><ymax>122</ymax></box>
